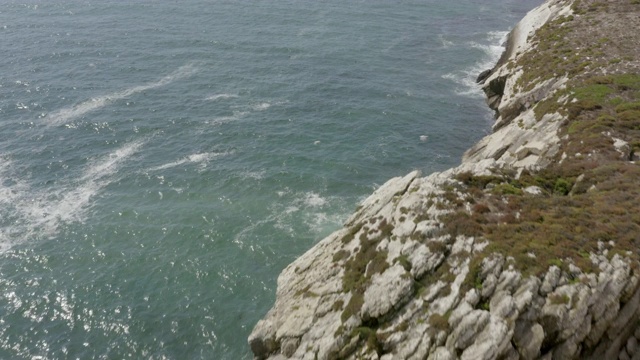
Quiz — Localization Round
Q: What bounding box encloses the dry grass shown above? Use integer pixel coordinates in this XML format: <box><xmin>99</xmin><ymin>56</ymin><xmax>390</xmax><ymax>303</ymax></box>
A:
<box><xmin>442</xmin><ymin>0</ymin><xmax>640</xmax><ymax>286</ymax></box>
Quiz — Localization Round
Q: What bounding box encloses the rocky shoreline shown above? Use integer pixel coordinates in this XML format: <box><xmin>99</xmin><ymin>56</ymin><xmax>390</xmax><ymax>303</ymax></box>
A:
<box><xmin>249</xmin><ymin>0</ymin><xmax>640</xmax><ymax>358</ymax></box>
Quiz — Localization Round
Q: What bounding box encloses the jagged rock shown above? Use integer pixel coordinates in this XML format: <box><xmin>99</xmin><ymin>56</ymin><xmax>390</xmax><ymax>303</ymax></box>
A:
<box><xmin>476</xmin><ymin>69</ymin><xmax>493</xmax><ymax>84</ymax></box>
<box><xmin>490</xmin><ymin>290</ymin><xmax>517</xmax><ymax>320</ymax></box>
<box><xmin>628</xmin><ymin>337</ymin><xmax>638</xmax><ymax>355</ymax></box>
<box><xmin>448</xmin><ymin>301</ymin><xmax>473</xmax><ymax>330</ymax></box>
<box><xmin>249</xmin><ymin>319</ymin><xmax>278</xmax><ymax>359</ymax></box>
<box><xmin>482</xmin><ymin>274</ymin><xmax>498</xmax><ymax>299</ymax></box>
<box><xmin>409</xmin><ymin>242</ymin><xmax>445</xmax><ymax>278</ymax></box>
<box><xmin>346</xmin><ymin>171</ymin><xmax>419</xmax><ymax>226</ymax></box>
<box><xmin>514</xmin><ymin>321</ymin><xmax>544</xmax><ymax>360</ymax></box>
<box><xmin>464</xmin><ymin>289</ymin><xmax>480</xmax><ymax>307</ymax></box>
<box><xmin>501</xmin><ymin>344</ymin><xmax>521</xmax><ymax>360</ymax></box>
<box><xmin>496</xmin><ymin>267</ymin><xmax>522</xmax><ymax>293</ymax></box>
<box><xmin>281</xmin><ymin>338</ymin><xmax>300</xmax><ymax>357</ymax></box>
<box><xmin>524</xmin><ymin>185</ymin><xmax>542</xmax><ymax>195</ymax></box>
<box><xmin>447</xmin><ymin>309</ymin><xmax>490</xmax><ymax>351</ymax></box>
<box><xmin>541</xmin><ymin>265</ymin><xmax>562</xmax><ymax>295</ymax></box>
<box><xmin>516</xmin><ymin>140</ymin><xmax>546</xmax><ymax>160</ymax></box>
<box><xmin>427</xmin><ymin>346</ymin><xmax>453</xmax><ymax>360</ymax></box>
<box><xmin>362</xmin><ymin>265</ymin><xmax>413</xmax><ymax>319</ymax></box>
<box><xmin>459</xmin><ymin>315</ymin><xmax>511</xmax><ymax>360</ymax></box>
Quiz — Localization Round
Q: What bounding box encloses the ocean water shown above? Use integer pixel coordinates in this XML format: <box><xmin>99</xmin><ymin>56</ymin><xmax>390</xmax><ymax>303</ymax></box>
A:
<box><xmin>0</xmin><ymin>1</ymin><xmax>540</xmax><ymax>358</ymax></box>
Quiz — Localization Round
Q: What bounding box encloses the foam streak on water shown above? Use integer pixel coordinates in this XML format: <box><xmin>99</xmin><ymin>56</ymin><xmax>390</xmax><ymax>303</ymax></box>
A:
<box><xmin>44</xmin><ymin>64</ymin><xmax>198</xmax><ymax>126</ymax></box>
<box><xmin>0</xmin><ymin>140</ymin><xmax>144</xmax><ymax>249</ymax></box>
<box><xmin>205</xmin><ymin>94</ymin><xmax>239</xmax><ymax>101</ymax></box>
<box><xmin>147</xmin><ymin>151</ymin><xmax>233</xmax><ymax>172</ymax></box>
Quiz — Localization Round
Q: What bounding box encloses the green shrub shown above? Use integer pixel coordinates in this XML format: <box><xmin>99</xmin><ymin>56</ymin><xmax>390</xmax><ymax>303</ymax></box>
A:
<box><xmin>615</xmin><ymin>101</ymin><xmax>640</xmax><ymax>113</ymax></box>
<box><xmin>554</xmin><ymin>178</ymin><xmax>573</xmax><ymax>195</ymax></box>
<box><xmin>573</xmin><ymin>84</ymin><xmax>614</xmax><ymax>104</ymax></box>
<box><xmin>493</xmin><ymin>183</ymin><xmax>523</xmax><ymax>195</ymax></box>
<box><xmin>393</xmin><ymin>255</ymin><xmax>412</xmax><ymax>272</ymax></box>
<box><xmin>549</xmin><ymin>293</ymin><xmax>570</xmax><ymax>305</ymax></box>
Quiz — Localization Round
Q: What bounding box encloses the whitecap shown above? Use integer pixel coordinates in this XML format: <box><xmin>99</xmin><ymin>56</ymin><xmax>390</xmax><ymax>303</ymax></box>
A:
<box><xmin>252</xmin><ymin>102</ymin><xmax>271</xmax><ymax>111</ymax></box>
<box><xmin>303</xmin><ymin>192</ymin><xmax>327</xmax><ymax>208</ymax></box>
<box><xmin>206</xmin><ymin>111</ymin><xmax>249</xmax><ymax>126</ymax></box>
<box><xmin>45</xmin><ymin>63</ymin><xmax>198</xmax><ymax>126</ymax></box>
<box><xmin>239</xmin><ymin>170</ymin><xmax>265</xmax><ymax>180</ymax></box>
<box><xmin>147</xmin><ymin>151</ymin><xmax>232</xmax><ymax>172</ymax></box>
<box><xmin>205</xmin><ymin>93</ymin><xmax>238</xmax><ymax>101</ymax></box>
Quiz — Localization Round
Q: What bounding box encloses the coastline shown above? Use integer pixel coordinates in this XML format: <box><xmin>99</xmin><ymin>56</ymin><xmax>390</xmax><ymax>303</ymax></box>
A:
<box><xmin>249</xmin><ymin>0</ymin><xmax>640</xmax><ymax>358</ymax></box>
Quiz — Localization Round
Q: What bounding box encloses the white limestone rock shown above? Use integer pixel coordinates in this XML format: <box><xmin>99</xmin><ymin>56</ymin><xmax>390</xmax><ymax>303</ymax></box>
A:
<box><xmin>514</xmin><ymin>321</ymin><xmax>544</xmax><ymax>360</ymax></box>
<box><xmin>541</xmin><ymin>265</ymin><xmax>562</xmax><ymax>295</ymax></box>
<box><xmin>490</xmin><ymin>290</ymin><xmax>517</xmax><ymax>320</ymax></box>
<box><xmin>362</xmin><ymin>265</ymin><xmax>413</xmax><ymax>319</ymax></box>
<box><xmin>524</xmin><ymin>185</ymin><xmax>543</xmax><ymax>195</ymax></box>
<box><xmin>460</xmin><ymin>315</ymin><xmax>511</xmax><ymax>360</ymax></box>
<box><xmin>346</xmin><ymin>171</ymin><xmax>419</xmax><ymax>226</ymax></box>
<box><xmin>428</xmin><ymin>347</ymin><xmax>454</xmax><ymax>360</ymax></box>
<box><xmin>447</xmin><ymin>310</ymin><xmax>490</xmax><ymax>351</ymax></box>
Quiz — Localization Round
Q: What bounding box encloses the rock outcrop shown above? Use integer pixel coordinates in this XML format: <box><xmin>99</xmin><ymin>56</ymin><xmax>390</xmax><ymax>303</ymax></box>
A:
<box><xmin>250</xmin><ymin>0</ymin><xmax>640</xmax><ymax>359</ymax></box>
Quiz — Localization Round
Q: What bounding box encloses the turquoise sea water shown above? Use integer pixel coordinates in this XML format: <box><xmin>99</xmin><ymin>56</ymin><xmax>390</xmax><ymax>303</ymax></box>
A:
<box><xmin>0</xmin><ymin>1</ymin><xmax>540</xmax><ymax>358</ymax></box>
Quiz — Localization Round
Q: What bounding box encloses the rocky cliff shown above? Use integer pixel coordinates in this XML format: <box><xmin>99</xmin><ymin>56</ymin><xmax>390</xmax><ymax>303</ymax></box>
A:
<box><xmin>249</xmin><ymin>0</ymin><xmax>640</xmax><ymax>359</ymax></box>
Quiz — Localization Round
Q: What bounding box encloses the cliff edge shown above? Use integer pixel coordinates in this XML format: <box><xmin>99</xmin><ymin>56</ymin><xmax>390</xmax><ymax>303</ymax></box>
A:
<box><xmin>249</xmin><ymin>0</ymin><xmax>640</xmax><ymax>359</ymax></box>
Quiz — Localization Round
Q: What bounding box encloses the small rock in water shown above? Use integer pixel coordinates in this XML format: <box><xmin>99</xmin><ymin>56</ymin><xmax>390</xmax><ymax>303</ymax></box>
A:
<box><xmin>477</xmin><ymin>69</ymin><xmax>492</xmax><ymax>84</ymax></box>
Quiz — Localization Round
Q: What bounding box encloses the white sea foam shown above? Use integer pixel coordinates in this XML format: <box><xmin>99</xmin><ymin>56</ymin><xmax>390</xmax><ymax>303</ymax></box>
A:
<box><xmin>438</xmin><ymin>34</ymin><xmax>454</xmax><ymax>48</ymax></box>
<box><xmin>252</xmin><ymin>102</ymin><xmax>271</xmax><ymax>111</ymax></box>
<box><xmin>232</xmin><ymin>190</ymin><xmax>338</xmax><ymax>249</ymax></box>
<box><xmin>202</xmin><ymin>100</ymin><xmax>286</xmax><ymax>128</ymax></box>
<box><xmin>0</xmin><ymin>141</ymin><xmax>144</xmax><ymax>251</ymax></box>
<box><xmin>205</xmin><ymin>93</ymin><xmax>238</xmax><ymax>101</ymax></box>
<box><xmin>304</xmin><ymin>192</ymin><xmax>327</xmax><ymax>207</ymax></box>
<box><xmin>81</xmin><ymin>141</ymin><xmax>144</xmax><ymax>181</ymax></box>
<box><xmin>147</xmin><ymin>151</ymin><xmax>232</xmax><ymax>172</ymax></box>
<box><xmin>442</xmin><ymin>31</ymin><xmax>509</xmax><ymax>98</ymax></box>
<box><xmin>206</xmin><ymin>111</ymin><xmax>249</xmax><ymax>126</ymax></box>
<box><xmin>25</xmin><ymin>140</ymin><xmax>144</xmax><ymax>235</ymax></box>
<box><xmin>304</xmin><ymin>211</ymin><xmax>349</xmax><ymax>236</ymax></box>
<box><xmin>239</xmin><ymin>170</ymin><xmax>266</xmax><ymax>180</ymax></box>
<box><xmin>45</xmin><ymin>63</ymin><xmax>198</xmax><ymax>126</ymax></box>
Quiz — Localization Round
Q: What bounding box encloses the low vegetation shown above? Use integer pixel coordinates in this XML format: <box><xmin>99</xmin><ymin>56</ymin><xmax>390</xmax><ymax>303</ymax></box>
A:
<box><xmin>340</xmin><ymin>217</ymin><xmax>393</xmax><ymax>322</ymax></box>
<box><xmin>449</xmin><ymin>0</ymin><xmax>640</xmax><ymax>287</ymax></box>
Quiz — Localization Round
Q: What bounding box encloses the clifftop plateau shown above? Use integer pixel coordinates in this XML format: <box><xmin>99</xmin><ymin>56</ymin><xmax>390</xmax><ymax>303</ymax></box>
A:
<box><xmin>249</xmin><ymin>0</ymin><xmax>640</xmax><ymax>359</ymax></box>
